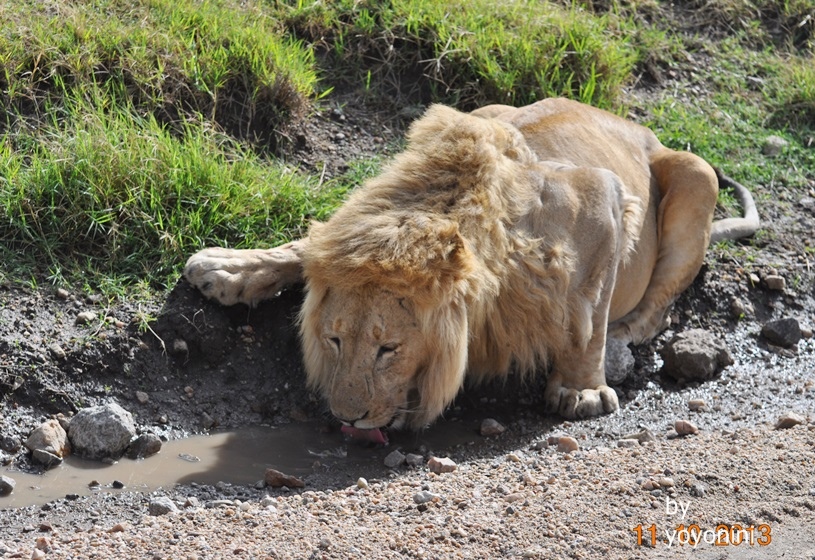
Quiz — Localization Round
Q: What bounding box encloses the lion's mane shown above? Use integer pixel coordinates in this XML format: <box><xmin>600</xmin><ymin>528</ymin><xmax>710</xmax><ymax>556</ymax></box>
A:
<box><xmin>299</xmin><ymin>105</ymin><xmax>625</xmax><ymax>428</ymax></box>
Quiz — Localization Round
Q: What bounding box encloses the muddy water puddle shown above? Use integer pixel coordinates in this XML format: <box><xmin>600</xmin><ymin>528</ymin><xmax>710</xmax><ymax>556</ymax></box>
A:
<box><xmin>2</xmin><ymin>419</ymin><xmax>482</xmax><ymax>509</ymax></box>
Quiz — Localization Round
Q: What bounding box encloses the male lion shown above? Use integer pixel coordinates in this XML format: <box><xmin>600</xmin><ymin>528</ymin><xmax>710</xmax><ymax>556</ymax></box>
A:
<box><xmin>184</xmin><ymin>98</ymin><xmax>758</xmax><ymax>437</ymax></box>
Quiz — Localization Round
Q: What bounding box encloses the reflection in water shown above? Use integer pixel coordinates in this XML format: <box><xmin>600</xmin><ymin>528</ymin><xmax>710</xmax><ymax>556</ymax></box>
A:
<box><xmin>1</xmin><ymin>418</ymin><xmax>484</xmax><ymax>509</ymax></box>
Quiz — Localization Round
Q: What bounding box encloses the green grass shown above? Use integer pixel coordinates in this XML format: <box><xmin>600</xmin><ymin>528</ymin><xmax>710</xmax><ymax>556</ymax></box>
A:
<box><xmin>278</xmin><ymin>0</ymin><xmax>641</xmax><ymax>109</ymax></box>
<box><xmin>0</xmin><ymin>0</ymin><xmax>813</xmax><ymax>293</ymax></box>
<box><xmin>0</xmin><ymin>91</ymin><xmax>349</xmax><ymax>287</ymax></box>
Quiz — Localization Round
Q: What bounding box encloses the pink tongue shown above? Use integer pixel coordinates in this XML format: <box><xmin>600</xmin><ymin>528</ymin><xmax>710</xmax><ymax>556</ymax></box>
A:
<box><xmin>341</xmin><ymin>425</ymin><xmax>388</xmax><ymax>445</ymax></box>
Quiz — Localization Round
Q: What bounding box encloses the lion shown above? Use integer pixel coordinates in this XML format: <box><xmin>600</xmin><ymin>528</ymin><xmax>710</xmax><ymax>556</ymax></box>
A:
<box><xmin>184</xmin><ymin>98</ymin><xmax>759</xmax><ymax>438</ymax></box>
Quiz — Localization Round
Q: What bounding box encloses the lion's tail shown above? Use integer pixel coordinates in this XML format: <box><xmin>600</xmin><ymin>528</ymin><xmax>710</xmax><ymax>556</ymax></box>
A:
<box><xmin>709</xmin><ymin>172</ymin><xmax>760</xmax><ymax>244</ymax></box>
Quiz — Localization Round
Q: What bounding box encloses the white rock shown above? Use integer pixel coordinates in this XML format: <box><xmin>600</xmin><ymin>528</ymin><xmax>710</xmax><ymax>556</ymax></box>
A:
<box><xmin>556</xmin><ymin>436</ymin><xmax>579</xmax><ymax>453</ymax></box>
<box><xmin>427</xmin><ymin>456</ymin><xmax>457</xmax><ymax>474</ymax></box>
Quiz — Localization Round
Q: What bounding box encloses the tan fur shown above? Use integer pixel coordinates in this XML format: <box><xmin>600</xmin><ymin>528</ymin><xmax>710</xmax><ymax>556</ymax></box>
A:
<box><xmin>185</xmin><ymin>98</ymin><xmax>758</xmax><ymax>430</ymax></box>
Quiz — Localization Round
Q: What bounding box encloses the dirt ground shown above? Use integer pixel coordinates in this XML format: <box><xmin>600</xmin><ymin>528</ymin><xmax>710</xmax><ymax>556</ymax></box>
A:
<box><xmin>2</xmin><ymin>85</ymin><xmax>815</xmax><ymax>558</ymax></box>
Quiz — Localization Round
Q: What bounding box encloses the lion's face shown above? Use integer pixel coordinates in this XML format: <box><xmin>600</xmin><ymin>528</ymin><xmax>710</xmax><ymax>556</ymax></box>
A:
<box><xmin>301</xmin><ymin>284</ymin><xmax>430</xmax><ymax>431</ymax></box>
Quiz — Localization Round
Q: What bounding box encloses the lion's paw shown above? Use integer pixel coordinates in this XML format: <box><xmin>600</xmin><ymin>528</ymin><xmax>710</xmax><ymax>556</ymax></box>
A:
<box><xmin>184</xmin><ymin>245</ymin><xmax>303</xmax><ymax>307</ymax></box>
<box><xmin>544</xmin><ymin>383</ymin><xmax>619</xmax><ymax>419</ymax></box>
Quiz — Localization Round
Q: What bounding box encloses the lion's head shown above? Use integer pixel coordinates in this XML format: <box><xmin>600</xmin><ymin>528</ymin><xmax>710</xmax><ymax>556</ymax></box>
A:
<box><xmin>299</xmin><ymin>215</ymin><xmax>474</xmax><ymax>431</ymax></box>
<box><xmin>298</xmin><ymin>104</ymin><xmax>538</xmax><ymax>432</ymax></box>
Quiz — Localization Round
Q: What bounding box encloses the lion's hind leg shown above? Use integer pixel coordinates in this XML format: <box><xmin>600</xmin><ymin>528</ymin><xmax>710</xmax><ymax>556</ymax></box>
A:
<box><xmin>608</xmin><ymin>150</ymin><xmax>718</xmax><ymax>344</ymax></box>
<box><xmin>184</xmin><ymin>239</ymin><xmax>306</xmax><ymax>307</ymax></box>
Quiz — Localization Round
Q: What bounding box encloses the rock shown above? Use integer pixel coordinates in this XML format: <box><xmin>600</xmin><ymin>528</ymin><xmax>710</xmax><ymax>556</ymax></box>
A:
<box><xmin>356</xmin><ymin>477</ymin><xmax>368</xmax><ymax>489</ymax></box>
<box><xmin>688</xmin><ymin>399</ymin><xmax>707</xmax><ymax>412</ymax></box>
<box><xmin>480</xmin><ymin>418</ymin><xmax>505</xmax><ymax>436</ymax></box>
<box><xmin>761</xmin><ymin>318</ymin><xmax>802</xmax><ymax>348</ymax></box>
<box><xmin>730</xmin><ymin>298</ymin><xmax>753</xmax><ymax>318</ymax></box>
<box><xmin>264</xmin><ymin>468</ymin><xmax>305</xmax><ymax>488</ymax></box>
<box><xmin>172</xmin><ymin>339</ymin><xmax>189</xmax><ymax>356</ymax></box>
<box><xmin>135</xmin><ymin>391</ymin><xmax>150</xmax><ymax>404</ymax></box>
<box><xmin>622</xmin><ymin>429</ymin><xmax>656</xmax><ymax>443</ymax></box>
<box><xmin>774</xmin><ymin>412</ymin><xmax>805</xmax><ymax>430</ymax></box>
<box><xmin>405</xmin><ymin>453</ymin><xmax>424</xmax><ymax>467</ymax></box>
<box><xmin>0</xmin><ymin>435</ymin><xmax>21</xmax><ymax>453</ymax></box>
<box><xmin>55</xmin><ymin>288</ymin><xmax>70</xmax><ymax>299</ymax></box>
<box><xmin>0</xmin><ymin>474</ymin><xmax>15</xmax><ymax>496</ymax></box>
<box><xmin>556</xmin><ymin>436</ymin><xmax>579</xmax><ymax>453</ymax></box>
<box><xmin>68</xmin><ymin>402</ymin><xmax>137</xmax><ymax>460</ymax></box>
<box><xmin>763</xmin><ymin>275</ymin><xmax>786</xmax><ymax>291</ymax></box>
<box><xmin>26</xmin><ymin>419</ymin><xmax>70</xmax><ymax>468</ymax></box>
<box><xmin>125</xmin><ymin>433</ymin><xmax>162</xmax><ymax>459</ymax></box>
<box><xmin>762</xmin><ymin>135</ymin><xmax>788</xmax><ymax>156</ymax></box>
<box><xmin>148</xmin><ymin>496</ymin><xmax>179</xmax><ymax>516</ymax></box>
<box><xmin>75</xmin><ymin>311</ymin><xmax>96</xmax><ymax>325</ymax></box>
<box><xmin>659</xmin><ymin>329</ymin><xmax>733</xmax><ymax>382</ymax></box>
<box><xmin>674</xmin><ymin>419</ymin><xmax>699</xmax><ymax>436</ymax></box>
<box><xmin>32</xmin><ymin>449</ymin><xmax>63</xmax><ymax>468</ymax></box>
<box><xmin>427</xmin><ymin>456</ymin><xmax>457</xmax><ymax>474</ymax></box>
<box><xmin>413</xmin><ymin>490</ymin><xmax>439</xmax><ymax>504</ymax></box>
<box><xmin>605</xmin><ymin>337</ymin><xmax>635</xmax><ymax>384</ymax></box>
<box><xmin>48</xmin><ymin>343</ymin><xmax>66</xmax><ymax>360</ymax></box>
<box><xmin>617</xmin><ymin>439</ymin><xmax>639</xmax><ymax>448</ymax></box>
<box><xmin>383</xmin><ymin>450</ymin><xmax>406</xmax><ymax>468</ymax></box>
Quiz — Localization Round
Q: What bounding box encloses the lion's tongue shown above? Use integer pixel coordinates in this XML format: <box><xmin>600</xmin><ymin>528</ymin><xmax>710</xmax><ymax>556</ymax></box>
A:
<box><xmin>341</xmin><ymin>425</ymin><xmax>389</xmax><ymax>445</ymax></box>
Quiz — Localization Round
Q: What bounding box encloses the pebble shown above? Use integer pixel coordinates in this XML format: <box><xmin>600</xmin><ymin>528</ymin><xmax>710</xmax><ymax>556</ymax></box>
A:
<box><xmin>383</xmin><ymin>450</ymin><xmax>406</xmax><ymax>468</ymax></box>
<box><xmin>148</xmin><ymin>496</ymin><xmax>180</xmax><ymax>516</ymax></box>
<box><xmin>761</xmin><ymin>318</ymin><xmax>802</xmax><ymax>348</ymax></box>
<box><xmin>480</xmin><ymin>418</ymin><xmax>506</xmax><ymax>436</ymax></box>
<box><xmin>774</xmin><ymin>412</ymin><xmax>805</xmax><ymax>430</ymax></box>
<box><xmin>556</xmin><ymin>436</ymin><xmax>579</xmax><ymax>453</ymax></box>
<box><xmin>405</xmin><ymin>453</ymin><xmax>424</xmax><ymax>467</ymax></box>
<box><xmin>48</xmin><ymin>343</ymin><xmax>66</xmax><ymax>359</ymax></box>
<box><xmin>763</xmin><ymin>275</ymin><xmax>786</xmax><ymax>291</ymax></box>
<box><xmin>762</xmin><ymin>135</ymin><xmax>788</xmax><ymax>156</ymax></box>
<box><xmin>674</xmin><ymin>420</ymin><xmax>699</xmax><ymax>436</ymax></box>
<box><xmin>173</xmin><ymin>339</ymin><xmax>189</xmax><ymax>356</ymax></box>
<box><xmin>427</xmin><ymin>456</ymin><xmax>457</xmax><ymax>474</ymax></box>
<box><xmin>413</xmin><ymin>490</ymin><xmax>439</xmax><ymax>504</ymax></box>
<box><xmin>0</xmin><ymin>474</ymin><xmax>15</xmax><ymax>496</ymax></box>
<box><xmin>356</xmin><ymin>477</ymin><xmax>369</xmax><ymax>489</ymax></box>
<box><xmin>504</xmin><ymin>492</ymin><xmax>525</xmax><ymax>503</ymax></box>
<box><xmin>623</xmin><ymin>429</ymin><xmax>656</xmax><ymax>443</ymax></box>
<box><xmin>75</xmin><ymin>311</ymin><xmax>96</xmax><ymax>325</ymax></box>
<box><xmin>617</xmin><ymin>439</ymin><xmax>639</xmax><ymax>448</ymax></box>
<box><xmin>55</xmin><ymin>287</ymin><xmax>70</xmax><ymax>299</ymax></box>
<box><xmin>135</xmin><ymin>391</ymin><xmax>150</xmax><ymax>404</ymax></box>
<box><xmin>264</xmin><ymin>468</ymin><xmax>305</xmax><ymax>488</ymax></box>
<box><xmin>688</xmin><ymin>399</ymin><xmax>707</xmax><ymax>412</ymax></box>
<box><xmin>108</xmin><ymin>523</ymin><xmax>127</xmax><ymax>533</ymax></box>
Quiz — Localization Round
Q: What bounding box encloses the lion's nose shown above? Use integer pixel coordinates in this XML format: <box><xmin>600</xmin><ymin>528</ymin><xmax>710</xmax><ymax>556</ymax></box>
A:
<box><xmin>332</xmin><ymin>408</ymin><xmax>369</xmax><ymax>425</ymax></box>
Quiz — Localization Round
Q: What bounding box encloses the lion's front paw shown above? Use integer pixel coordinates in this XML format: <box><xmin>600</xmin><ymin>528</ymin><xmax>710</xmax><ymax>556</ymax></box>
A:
<box><xmin>184</xmin><ymin>244</ymin><xmax>304</xmax><ymax>307</ymax></box>
<box><xmin>544</xmin><ymin>383</ymin><xmax>619</xmax><ymax>419</ymax></box>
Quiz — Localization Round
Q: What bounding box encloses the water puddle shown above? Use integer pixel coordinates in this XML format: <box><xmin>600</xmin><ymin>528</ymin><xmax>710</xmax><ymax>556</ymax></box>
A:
<box><xmin>1</xmin><ymin>418</ymin><xmax>485</xmax><ymax>509</ymax></box>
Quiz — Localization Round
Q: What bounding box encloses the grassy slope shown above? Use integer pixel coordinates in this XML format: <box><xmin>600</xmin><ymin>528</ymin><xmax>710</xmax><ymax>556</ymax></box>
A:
<box><xmin>0</xmin><ymin>0</ymin><xmax>813</xmax><ymax>292</ymax></box>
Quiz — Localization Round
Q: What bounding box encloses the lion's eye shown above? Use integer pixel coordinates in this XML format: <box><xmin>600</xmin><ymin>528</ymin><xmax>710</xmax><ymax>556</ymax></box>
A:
<box><xmin>327</xmin><ymin>337</ymin><xmax>341</xmax><ymax>351</ymax></box>
<box><xmin>377</xmin><ymin>344</ymin><xmax>398</xmax><ymax>359</ymax></box>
